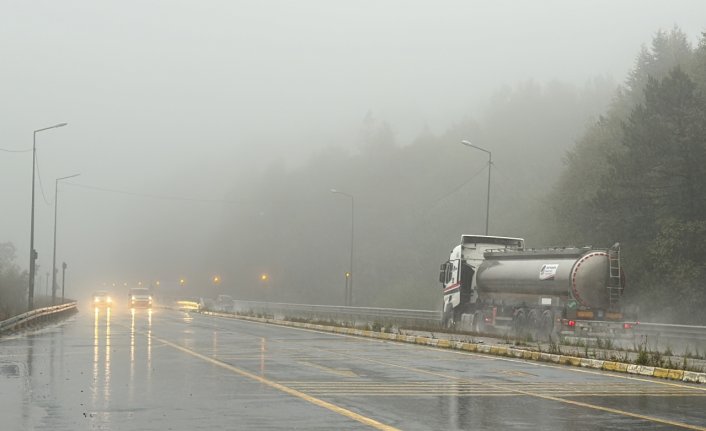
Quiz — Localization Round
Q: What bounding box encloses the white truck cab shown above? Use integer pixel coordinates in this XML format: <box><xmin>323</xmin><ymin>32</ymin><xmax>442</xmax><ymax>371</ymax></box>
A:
<box><xmin>440</xmin><ymin>235</ymin><xmax>524</xmax><ymax>326</ymax></box>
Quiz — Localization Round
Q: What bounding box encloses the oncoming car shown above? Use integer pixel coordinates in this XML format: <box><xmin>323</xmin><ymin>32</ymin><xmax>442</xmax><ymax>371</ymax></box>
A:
<box><xmin>93</xmin><ymin>291</ymin><xmax>112</xmax><ymax>308</ymax></box>
<box><xmin>128</xmin><ymin>287</ymin><xmax>153</xmax><ymax>309</ymax></box>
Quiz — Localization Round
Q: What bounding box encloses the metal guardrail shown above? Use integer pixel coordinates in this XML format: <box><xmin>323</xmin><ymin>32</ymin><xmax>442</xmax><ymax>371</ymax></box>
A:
<box><xmin>228</xmin><ymin>300</ymin><xmax>706</xmax><ymax>347</ymax></box>
<box><xmin>634</xmin><ymin>322</ymin><xmax>706</xmax><ymax>341</ymax></box>
<box><xmin>0</xmin><ymin>302</ymin><xmax>77</xmax><ymax>334</ymax></box>
<box><xmin>231</xmin><ymin>300</ymin><xmax>441</xmax><ymax>328</ymax></box>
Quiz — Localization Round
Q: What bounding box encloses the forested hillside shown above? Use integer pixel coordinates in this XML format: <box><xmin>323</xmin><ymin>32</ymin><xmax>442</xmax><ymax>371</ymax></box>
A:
<box><xmin>547</xmin><ymin>28</ymin><xmax>706</xmax><ymax>323</ymax></box>
<box><xmin>211</xmin><ymin>28</ymin><xmax>706</xmax><ymax>323</ymax></box>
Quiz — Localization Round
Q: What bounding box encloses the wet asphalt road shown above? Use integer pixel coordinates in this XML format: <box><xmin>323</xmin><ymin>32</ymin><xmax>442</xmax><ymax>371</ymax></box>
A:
<box><xmin>1</xmin><ymin>308</ymin><xmax>706</xmax><ymax>430</ymax></box>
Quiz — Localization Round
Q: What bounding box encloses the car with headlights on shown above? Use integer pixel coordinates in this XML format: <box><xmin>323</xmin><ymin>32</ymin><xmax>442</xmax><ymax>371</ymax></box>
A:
<box><xmin>128</xmin><ymin>287</ymin><xmax>153</xmax><ymax>309</ymax></box>
<box><xmin>93</xmin><ymin>291</ymin><xmax>112</xmax><ymax>308</ymax></box>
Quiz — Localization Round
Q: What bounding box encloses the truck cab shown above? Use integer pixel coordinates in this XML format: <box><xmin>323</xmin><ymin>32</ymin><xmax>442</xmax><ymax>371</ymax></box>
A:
<box><xmin>440</xmin><ymin>235</ymin><xmax>524</xmax><ymax>327</ymax></box>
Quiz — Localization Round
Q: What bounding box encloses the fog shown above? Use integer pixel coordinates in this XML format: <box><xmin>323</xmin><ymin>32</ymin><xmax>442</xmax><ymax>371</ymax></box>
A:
<box><xmin>1</xmin><ymin>1</ymin><xmax>705</xmax><ymax>305</ymax></box>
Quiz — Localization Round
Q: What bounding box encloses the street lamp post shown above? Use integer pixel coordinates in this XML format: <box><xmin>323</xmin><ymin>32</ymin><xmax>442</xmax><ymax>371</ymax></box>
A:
<box><xmin>461</xmin><ymin>140</ymin><xmax>492</xmax><ymax>235</ymax></box>
<box><xmin>61</xmin><ymin>262</ymin><xmax>67</xmax><ymax>302</ymax></box>
<box><xmin>344</xmin><ymin>272</ymin><xmax>351</xmax><ymax>306</ymax></box>
<box><xmin>29</xmin><ymin>122</ymin><xmax>68</xmax><ymax>310</ymax></box>
<box><xmin>330</xmin><ymin>189</ymin><xmax>354</xmax><ymax>306</ymax></box>
<box><xmin>52</xmin><ymin>173</ymin><xmax>80</xmax><ymax>305</ymax></box>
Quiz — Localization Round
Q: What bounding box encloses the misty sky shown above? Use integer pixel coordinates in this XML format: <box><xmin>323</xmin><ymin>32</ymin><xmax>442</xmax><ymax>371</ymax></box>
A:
<box><xmin>1</xmin><ymin>0</ymin><xmax>705</xmax><ymax>294</ymax></box>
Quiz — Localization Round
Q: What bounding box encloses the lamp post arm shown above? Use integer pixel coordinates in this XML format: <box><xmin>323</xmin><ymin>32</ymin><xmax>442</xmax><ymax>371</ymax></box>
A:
<box><xmin>460</xmin><ymin>140</ymin><xmax>492</xmax><ymax>235</ymax></box>
<box><xmin>51</xmin><ymin>173</ymin><xmax>80</xmax><ymax>305</ymax></box>
<box><xmin>34</xmin><ymin>123</ymin><xmax>68</xmax><ymax>134</ymax></box>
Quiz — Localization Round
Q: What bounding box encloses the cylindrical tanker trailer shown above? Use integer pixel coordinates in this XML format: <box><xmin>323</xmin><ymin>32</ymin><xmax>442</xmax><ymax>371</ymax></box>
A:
<box><xmin>440</xmin><ymin>235</ymin><xmax>634</xmax><ymax>336</ymax></box>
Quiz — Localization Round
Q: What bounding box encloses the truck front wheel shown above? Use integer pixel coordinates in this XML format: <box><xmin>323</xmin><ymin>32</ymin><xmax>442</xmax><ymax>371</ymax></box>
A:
<box><xmin>442</xmin><ymin>308</ymin><xmax>455</xmax><ymax>329</ymax></box>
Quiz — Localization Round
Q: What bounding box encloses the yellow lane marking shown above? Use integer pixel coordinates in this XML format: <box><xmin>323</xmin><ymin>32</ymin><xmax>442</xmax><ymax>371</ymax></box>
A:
<box><xmin>441</xmin><ymin>347</ymin><xmax>706</xmax><ymax>391</ymax></box>
<box><xmin>304</xmin><ymin>346</ymin><xmax>706</xmax><ymax>430</ymax></box>
<box><xmin>202</xmin><ymin>312</ymin><xmax>706</xmax><ymax>397</ymax></box>
<box><xmin>281</xmin><ymin>391</ymin><xmax>704</xmax><ymax>397</ymax></box>
<box><xmin>454</xmin><ymin>350</ymin><xmax>706</xmax><ymax>392</ymax></box>
<box><xmin>150</xmin><ymin>335</ymin><xmax>398</xmax><ymax>431</ymax></box>
<box><xmin>194</xmin><ymin>312</ymin><xmax>706</xmax><ymax>404</ymax></box>
<box><xmin>280</xmin><ymin>386</ymin><xmax>703</xmax><ymax>394</ymax></box>
<box><xmin>259</xmin><ymin>392</ymin><xmax>703</xmax><ymax>398</ymax></box>
<box><xmin>278</xmin><ymin>381</ymin><xmax>705</xmax><ymax>396</ymax></box>
<box><xmin>496</xmin><ymin>369</ymin><xmax>538</xmax><ymax>377</ymax></box>
<box><xmin>297</xmin><ymin>361</ymin><xmax>358</xmax><ymax>378</ymax></box>
<box><xmin>172</xmin><ymin>312</ymin><xmax>706</xmax><ymax>429</ymax></box>
<box><xmin>256</xmin><ymin>317</ymin><xmax>706</xmax><ymax>393</ymax></box>
<box><xmin>280</xmin><ymin>380</ymin><xmax>692</xmax><ymax>390</ymax></box>
<box><xmin>212</xmin><ymin>355</ymin><xmax>272</xmax><ymax>360</ymax></box>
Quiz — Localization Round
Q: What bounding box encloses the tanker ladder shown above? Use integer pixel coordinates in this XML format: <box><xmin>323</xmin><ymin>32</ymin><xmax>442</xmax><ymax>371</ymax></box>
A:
<box><xmin>607</xmin><ymin>243</ymin><xmax>622</xmax><ymax>307</ymax></box>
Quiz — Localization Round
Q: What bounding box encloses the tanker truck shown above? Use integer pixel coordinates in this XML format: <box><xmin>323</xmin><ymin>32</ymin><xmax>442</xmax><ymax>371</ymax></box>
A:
<box><xmin>439</xmin><ymin>235</ymin><xmax>636</xmax><ymax>337</ymax></box>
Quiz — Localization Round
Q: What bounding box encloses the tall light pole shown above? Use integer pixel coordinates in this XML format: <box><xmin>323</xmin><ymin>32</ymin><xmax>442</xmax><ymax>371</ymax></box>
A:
<box><xmin>29</xmin><ymin>122</ymin><xmax>68</xmax><ymax>310</ymax></box>
<box><xmin>52</xmin><ymin>173</ymin><xmax>80</xmax><ymax>304</ymax></box>
<box><xmin>461</xmin><ymin>140</ymin><xmax>492</xmax><ymax>235</ymax></box>
<box><xmin>330</xmin><ymin>189</ymin><xmax>354</xmax><ymax>306</ymax></box>
<box><xmin>61</xmin><ymin>262</ymin><xmax>67</xmax><ymax>303</ymax></box>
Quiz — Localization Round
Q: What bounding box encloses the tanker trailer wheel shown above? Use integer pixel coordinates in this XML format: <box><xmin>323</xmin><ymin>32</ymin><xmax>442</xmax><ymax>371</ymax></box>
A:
<box><xmin>472</xmin><ymin>312</ymin><xmax>485</xmax><ymax>333</ymax></box>
<box><xmin>539</xmin><ymin>310</ymin><xmax>555</xmax><ymax>340</ymax></box>
<box><xmin>527</xmin><ymin>309</ymin><xmax>540</xmax><ymax>340</ymax></box>
<box><xmin>512</xmin><ymin>309</ymin><xmax>527</xmax><ymax>336</ymax></box>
